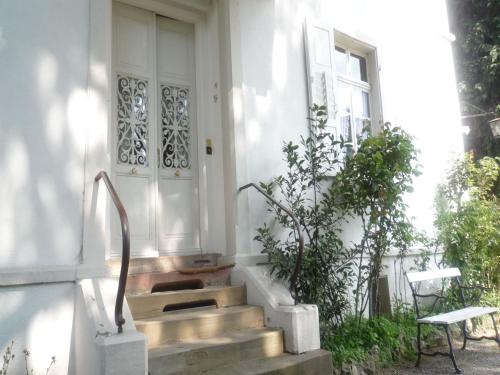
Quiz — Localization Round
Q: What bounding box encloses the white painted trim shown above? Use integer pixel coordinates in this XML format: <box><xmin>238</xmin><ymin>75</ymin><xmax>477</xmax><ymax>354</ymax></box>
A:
<box><xmin>194</xmin><ymin>17</ymin><xmax>209</xmax><ymax>254</ymax></box>
<box><xmin>368</xmin><ymin>47</ymin><xmax>384</xmax><ymax>133</ymax></box>
<box><xmin>117</xmin><ymin>0</ymin><xmax>205</xmax><ymax>23</ymax></box>
<box><xmin>75</xmin><ymin>278</ymin><xmax>147</xmax><ymax>374</ymax></box>
<box><xmin>217</xmin><ymin>0</ymin><xmax>251</xmax><ymax>256</ymax></box>
<box><xmin>231</xmin><ymin>265</ymin><xmax>321</xmax><ymax>354</ymax></box>
<box><xmin>0</xmin><ymin>265</ymin><xmax>107</xmax><ymax>286</ymax></box>
<box><xmin>220</xmin><ymin>254</ymin><xmax>268</xmax><ymax>267</ymax></box>
<box><xmin>83</xmin><ymin>0</ymin><xmax>113</xmax><ymax>267</ymax></box>
<box><xmin>168</xmin><ymin>0</ymin><xmax>210</xmax><ymax>13</ymax></box>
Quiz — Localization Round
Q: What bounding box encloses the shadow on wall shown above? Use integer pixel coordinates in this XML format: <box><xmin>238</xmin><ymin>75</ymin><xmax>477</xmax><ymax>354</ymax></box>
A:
<box><xmin>0</xmin><ymin>0</ymin><xmax>89</xmax><ymax>268</ymax></box>
<box><xmin>237</xmin><ymin>0</ymin><xmax>316</xmax><ymax>253</ymax></box>
<box><xmin>0</xmin><ymin>0</ymin><xmax>90</xmax><ymax>374</ymax></box>
<box><xmin>0</xmin><ymin>283</ymin><xmax>75</xmax><ymax>374</ymax></box>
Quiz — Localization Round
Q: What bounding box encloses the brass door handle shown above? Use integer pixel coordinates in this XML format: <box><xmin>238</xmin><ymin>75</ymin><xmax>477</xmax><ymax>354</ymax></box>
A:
<box><xmin>175</xmin><ymin>170</ymin><xmax>181</xmax><ymax>177</ymax></box>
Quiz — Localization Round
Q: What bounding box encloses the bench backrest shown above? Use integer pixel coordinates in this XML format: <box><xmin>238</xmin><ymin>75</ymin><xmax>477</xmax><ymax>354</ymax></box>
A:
<box><xmin>406</xmin><ymin>267</ymin><xmax>461</xmax><ymax>284</ymax></box>
<box><xmin>406</xmin><ymin>268</ymin><xmax>463</xmax><ymax>319</ymax></box>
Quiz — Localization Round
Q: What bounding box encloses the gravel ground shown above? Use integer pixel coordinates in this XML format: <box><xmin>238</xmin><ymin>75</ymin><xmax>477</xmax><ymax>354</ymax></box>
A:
<box><xmin>381</xmin><ymin>340</ymin><xmax>500</xmax><ymax>375</ymax></box>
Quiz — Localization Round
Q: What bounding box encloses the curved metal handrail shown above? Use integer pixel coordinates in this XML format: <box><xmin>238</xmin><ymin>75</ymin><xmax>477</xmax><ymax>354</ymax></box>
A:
<box><xmin>238</xmin><ymin>183</ymin><xmax>304</xmax><ymax>304</ymax></box>
<box><xmin>95</xmin><ymin>171</ymin><xmax>130</xmax><ymax>334</ymax></box>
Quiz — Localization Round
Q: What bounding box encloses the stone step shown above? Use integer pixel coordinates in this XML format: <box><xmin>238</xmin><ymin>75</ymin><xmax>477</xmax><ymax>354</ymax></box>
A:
<box><xmin>205</xmin><ymin>349</ymin><xmax>333</xmax><ymax>375</ymax></box>
<box><xmin>126</xmin><ymin>269</ymin><xmax>231</xmax><ymax>295</ymax></box>
<box><xmin>148</xmin><ymin>327</ymin><xmax>284</xmax><ymax>375</ymax></box>
<box><xmin>128</xmin><ymin>286</ymin><xmax>246</xmax><ymax>320</ymax></box>
<box><xmin>107</xmin><ymin>254</ymin><xmax>220</xmax><ymax>276</ymax></box>
<box><xmin>135</xmin><ymin>305</ymin><xmax>265</xmax><ymax>347</ymax></box>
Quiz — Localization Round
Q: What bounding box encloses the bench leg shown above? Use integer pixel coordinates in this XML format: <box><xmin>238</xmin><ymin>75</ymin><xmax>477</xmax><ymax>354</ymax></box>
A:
<box><xmin>445</xmin><ymin>325</ymin><xmax>462</xmax><ymax>374</ymax></box>
<box><xmin>461</xmin><ymin>320</ymin><xmax>467</xmax><ymax>350</ymax></box>
<box><xmin>491</xmin><ymin>313</ymin><xmax>500</xmax><ymax>346</ymax></box>
<box><xmin>415</xmin><ymin>323</ymin><xmax>422</xmax><ymax>368</ymax></box>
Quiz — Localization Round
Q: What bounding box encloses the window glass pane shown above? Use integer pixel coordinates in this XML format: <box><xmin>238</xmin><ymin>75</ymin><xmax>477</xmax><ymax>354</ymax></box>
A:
<box><xmin>350</xmin><ymin>53</ymin><xmax>368</xmax><ymax>82</ymax></box>
<box><xmin>362</xmin><ymin>91</ymin><xmax>370</xmax><ymax>117</ymax></box>
<box><xmin>116</xmin><ymin>75</ymin><xmax>149</xmax><ymax>166</ymax></box>
<box><xmin>352</xmin><ymin>87</ymin><xmax>371</xmax><ymax>139</ymax></box>
<box><xmin>337</xmin><ymin>81</ymin><xmax>351</xmax><ymax>115</ymax></box>
<box><xmin>340</xmin><ymin>115</ymin><xmax>352</xmax><ymax>142</ymax></box>
<box><xmin>352</xmin><ymin>87</ymin><xmax>370</xmax><ymax>118</ymax></box>
<box><xmin>334</xmin><ymin>46</ymin><xmax>348</xmax><ymax>75</ymax></box>
<box><xmin>337</xmin><ymin>81</ymin><xmax>352</xmax><ymax>142</ymax></box>
<box><xmin>354</xmin><ymin>118</ymin><xmax>371</xmax><ymax>139</ymax></box>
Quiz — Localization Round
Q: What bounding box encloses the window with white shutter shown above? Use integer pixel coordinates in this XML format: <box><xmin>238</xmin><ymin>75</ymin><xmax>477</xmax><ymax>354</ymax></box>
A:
<box><xmin>304</xmin><ymin>23</ymin><xmax>381</xmax><ymax>152</ymax></box>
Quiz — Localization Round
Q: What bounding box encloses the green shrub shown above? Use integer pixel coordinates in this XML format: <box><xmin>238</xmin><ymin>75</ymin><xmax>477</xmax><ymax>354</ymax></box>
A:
<box><xmin>252</xmin><ymin>106</ymin><xmax>425</xmax><ymax>367</ymax></box>
<box><xmin>255</xmin><ymin>105</ymin><xmax>354</xmax><ymax>330</ymax></box>
<box><xmin>435</xmin><ymin>152</ymin><xmax>500</xmax><ymax>294</ymax></box>
<box><xmin>323</xmin><ymin>311</ymin><xmax>434</xmax><ymax>368</ymax></box>
<box><xmin>332</xmin><ymin>123</ymin><xmax>421</xmax><ymax>319</ymax></box>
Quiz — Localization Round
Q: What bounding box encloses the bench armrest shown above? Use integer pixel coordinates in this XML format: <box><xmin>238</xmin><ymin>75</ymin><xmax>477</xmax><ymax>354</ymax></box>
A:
<box><xmin>458</xmin><ymin>284</ymin><xmax>491</xmax><ymax>306</ymax></box>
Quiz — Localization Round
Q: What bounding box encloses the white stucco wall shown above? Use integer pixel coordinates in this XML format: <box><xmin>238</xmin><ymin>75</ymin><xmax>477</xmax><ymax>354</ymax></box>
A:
<box><xmin>0</xmin><ymin>0</ymin><xmax>464</xmax><ymax>371</ymax></box>
<box><xmin>0</xmin><ymin>283</ymin><xmax>75</xmax><ymax>374</ymax></box>
<box><xmin>0</xmin><ymin>0</ymin><xmax>89</xmax><ymax>268</ymax></box>
<box><xmin>229</xmin><ymin>0</ymin><xmax>463</xmax><ymax>256</ymax></box>
<box><xmin>0</xmin><ymin>2</ymin><xmax>90</xmax><ymax>374</ymax></box>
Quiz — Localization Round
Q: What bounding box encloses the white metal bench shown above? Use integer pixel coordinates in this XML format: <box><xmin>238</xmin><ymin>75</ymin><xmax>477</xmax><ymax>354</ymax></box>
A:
<box><xmin>406</xmin><ymin>268</ymin><xmax>500</xmax><ymax>374</ymax></box>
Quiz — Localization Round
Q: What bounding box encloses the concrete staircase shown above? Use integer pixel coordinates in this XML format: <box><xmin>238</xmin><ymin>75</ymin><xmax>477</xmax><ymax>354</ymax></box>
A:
<box><xmin>127</xmin><ymin>279</ymin><xmax>333</xmax><ymax>374</ymax></box>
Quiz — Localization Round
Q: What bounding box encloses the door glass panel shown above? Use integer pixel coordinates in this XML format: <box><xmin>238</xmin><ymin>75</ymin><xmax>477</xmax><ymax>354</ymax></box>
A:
<box><xmin>116</xmin><ymin>74</ymin><xmax>149</xmax><ymax>166</ymax></box>
<box><xmin>160</xmin><ymin>84</ymin><xmax>191</xmax><ymax>169</ymax></box>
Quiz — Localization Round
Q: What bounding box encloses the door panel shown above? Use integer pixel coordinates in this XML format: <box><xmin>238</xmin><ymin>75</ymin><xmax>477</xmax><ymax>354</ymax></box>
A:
<box><xmin>112</xmin><ymin>3</ymin><xmax>157</xmax><ymax>257</ymax></box>
<box><xmin>111</xmin><ymin>5</ymin><xmax>200</xmax><ymax>257</ymax></box>
<box><xmin>157</xmin><ymin>17</ymin><xmax>200</xmax><ymax>254</ymax></box>
<box><xmin>116</xmin><ymin>17</ymin><xmax>150</xmax><ymax>72</ymax></box>
<box><xmin>158</xmin><ymin>177</ymin><xmax>198</xmax><ymax>251</ymax></box>
<box><xmin>157</xmin><ymin>30</ymin><xmax>190</xmax><ymax>80</ymax></box>
<box><xmin>115</xmin><ymin>174</ymin><xmax>153</xmax><ymax>240</ymax></box>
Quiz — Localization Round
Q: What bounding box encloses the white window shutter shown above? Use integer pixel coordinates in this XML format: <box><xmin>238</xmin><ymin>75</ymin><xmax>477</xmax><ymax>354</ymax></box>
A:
<box><xmin>304</xmin><ymin>20</ymin><xmax>337</xmax><ymax>132</ymax></box>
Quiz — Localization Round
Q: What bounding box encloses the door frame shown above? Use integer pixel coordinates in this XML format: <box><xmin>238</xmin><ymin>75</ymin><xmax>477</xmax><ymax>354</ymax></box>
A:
<box><xmin>83</xmin><ymin>0</ymin><xmax>216</xmax><ymax>262</ymax></box>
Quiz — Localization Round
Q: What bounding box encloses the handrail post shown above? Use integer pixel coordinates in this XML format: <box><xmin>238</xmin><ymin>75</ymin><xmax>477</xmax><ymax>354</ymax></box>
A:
<box><xmin>238</xmin><ymin>183</ymin><xmax>304</xmax><ymax>304</ymax></box>
<box><xmin>95</xmin><ymin>171</ymin><xmax>130</xmax><ymax>334</ymax></box>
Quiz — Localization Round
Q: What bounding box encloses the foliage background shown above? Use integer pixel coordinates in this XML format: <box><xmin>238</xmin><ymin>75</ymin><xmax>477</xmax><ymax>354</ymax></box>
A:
<box><xmin>435</xmin><ymin>152</ymin><xmax>500</xmax><ymax>297</ymax></box>
<box><xmin>448</xmin><ymin>0</ymin><xmax>500</xmax><ymax>157</ymax></box>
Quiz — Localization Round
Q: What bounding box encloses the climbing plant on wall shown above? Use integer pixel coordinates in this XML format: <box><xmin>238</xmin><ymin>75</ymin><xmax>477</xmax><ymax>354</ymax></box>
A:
<box><xmin>332</xmin><ymin>124</ymin><xmax>421</xmax><ymax>320</ymax></box>
<box><xmin>254</xmin><ymin>106</ymin><xmax>422</xmax><ymax>331</ymax></box>
<box><xmin>254</xmin><ymin>105</ymin><xmax>355</xmax><ymax>333</ymax></box>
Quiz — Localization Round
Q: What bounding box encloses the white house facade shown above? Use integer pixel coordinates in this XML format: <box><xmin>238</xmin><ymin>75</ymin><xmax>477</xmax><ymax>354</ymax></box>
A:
<box><xmin>0</xmin><ymin>0</ymin><xmax>463</xmax><ymax>374</ymax></box>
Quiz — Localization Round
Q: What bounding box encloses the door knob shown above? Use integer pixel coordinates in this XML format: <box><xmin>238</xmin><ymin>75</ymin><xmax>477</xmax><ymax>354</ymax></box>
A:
<box><xmin>130</xmin><ymin>167</ymin><xmax>138</xmax><ymax>175</ymax></box>
<box><xmin>175</xmin><ymin>170</ymin><xmax>181</xmax><ymax>177</ymax></box>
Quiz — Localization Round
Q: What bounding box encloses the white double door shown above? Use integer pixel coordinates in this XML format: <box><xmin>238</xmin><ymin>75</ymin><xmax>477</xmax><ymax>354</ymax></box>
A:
<box><xmin>111</xmin><ymin>3</ymin><xmax>200</xmax><ymax>257</ymax></box>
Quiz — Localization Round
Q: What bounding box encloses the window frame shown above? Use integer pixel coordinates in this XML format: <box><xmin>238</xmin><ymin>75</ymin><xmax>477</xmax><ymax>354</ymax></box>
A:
<box><xmin>334</xmin><ymin>42</ymin><xmax>373</xmax><ymax>151</ymax></box>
